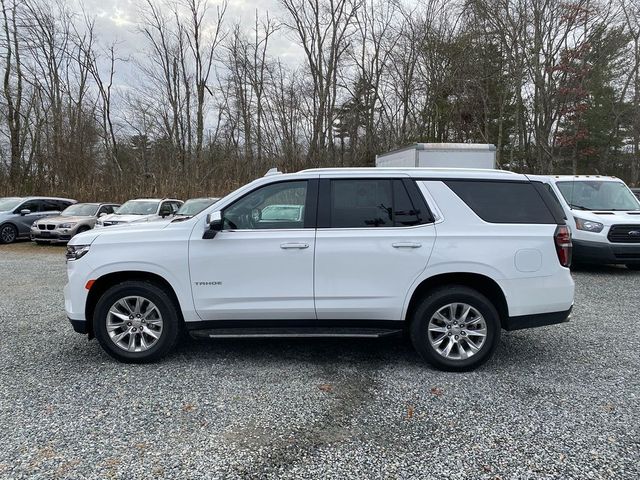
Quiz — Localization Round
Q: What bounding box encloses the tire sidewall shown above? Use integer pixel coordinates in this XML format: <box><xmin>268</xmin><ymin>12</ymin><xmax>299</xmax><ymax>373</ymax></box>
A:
<box><xmin>411</xmin><ymin>287</ymin><xmax>500</xmax><ymax>371</ymax></box>
<box><xmin>93</xmin><ymin>282</ymin><xmax>179</xmax><ymax>363</ymax></box>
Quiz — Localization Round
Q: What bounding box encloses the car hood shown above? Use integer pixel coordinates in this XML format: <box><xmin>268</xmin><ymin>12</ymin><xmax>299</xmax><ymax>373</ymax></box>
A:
<box><xmin>100</xmin><ymin>213</ymin><xmax>157</xmax><ymax>223</ymax></box>
<box><xmin>71</xmin><ymin>218</ymin><xmax>175</xmax><ymax>245</ymax></box>
<box><xmin>37</xmin><ymin>215</ymin><xmax>93</xmax><ymax>224</ymax></box>
<box><xmin>570</xmin><ymin>210</ymin><xmax>640</xmax><ymax>226</ymax></box>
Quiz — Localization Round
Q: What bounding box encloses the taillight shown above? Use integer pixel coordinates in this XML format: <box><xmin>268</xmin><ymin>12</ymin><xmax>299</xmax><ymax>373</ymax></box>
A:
<box><xmin>554</xmin><ymin>225</ymin><xmax>572</xmax><ymax>267</ymax></box>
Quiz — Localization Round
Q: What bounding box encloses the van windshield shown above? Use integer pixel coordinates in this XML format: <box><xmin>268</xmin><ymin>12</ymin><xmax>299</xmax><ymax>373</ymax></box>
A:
<box><xmin>556</xmin><ymin>181</ymin><xmax>640</xmax><ymax>211</ymax></box>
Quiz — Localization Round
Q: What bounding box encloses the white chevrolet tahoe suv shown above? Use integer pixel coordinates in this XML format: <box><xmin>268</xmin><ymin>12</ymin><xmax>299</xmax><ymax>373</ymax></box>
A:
<box><xmin>64</xmin><ymin>168</ymin><xmax>575</xmax><ymax>371</ymax></box>
<box><xmin>530</xmin><ymin>175</ymin><xmax>640</xmax><ymax>269</ymax></box>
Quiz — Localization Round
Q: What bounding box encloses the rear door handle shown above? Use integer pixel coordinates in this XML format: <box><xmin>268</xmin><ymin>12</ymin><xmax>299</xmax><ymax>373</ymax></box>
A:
<box><xmin>392</xmin><ymin>242</ymin><xmax>422</xmax><ymax>249</ymax></box>
<box><xmin>280</xmin><ymin>242</ymin><xmax>309</xmax><ymax>249</ymax></box>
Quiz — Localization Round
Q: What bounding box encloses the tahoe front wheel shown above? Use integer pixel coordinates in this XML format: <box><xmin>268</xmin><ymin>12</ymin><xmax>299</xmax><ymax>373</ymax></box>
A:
<box><xmin>93</xmin><ymin>281</ymin><xmax>180</xmax><ymax>363</ymax></box>
<box><xmin>410</xmin><ymin>286</ymin><xmax>500</xmax><ymax>371</ymax></box>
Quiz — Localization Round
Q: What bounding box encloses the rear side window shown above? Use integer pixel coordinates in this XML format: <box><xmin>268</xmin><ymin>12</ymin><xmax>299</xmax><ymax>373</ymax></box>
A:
<box><xmin>328</xmin><ymin>179</ymin><xmax>425</xmax><ymax>228</ymax></box>
<box><xmin>445</xmin><ymin>181</ymin><xmax>556</xmax><ymax>224</ymax></box>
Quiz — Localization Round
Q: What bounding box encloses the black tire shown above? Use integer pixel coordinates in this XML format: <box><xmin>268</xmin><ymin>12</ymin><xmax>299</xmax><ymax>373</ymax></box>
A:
<box><xmin>627</xmin><ymin>264</ymin><xmax>640</xmax><ymax>271</ymax></box>
<box><xmin>0</xmin><ymin>223</ymin><xmax>18</xmax><ymax>244</ymax></box>
<box><xmin>410</xmin><ymin>285</ymin><xmax>500</xmax><ymax>371</ymax></box>
<box><xmin>93</xmin><ymin>281</ymin><xmax>180</xmax><ymax>363</ymax></box>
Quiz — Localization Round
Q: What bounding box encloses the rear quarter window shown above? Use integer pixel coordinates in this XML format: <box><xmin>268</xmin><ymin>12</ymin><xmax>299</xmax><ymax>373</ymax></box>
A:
<box><xmin>445</xmin><ymin>180</ymin><xmax>557</xmax><ymax>224</ymax></box>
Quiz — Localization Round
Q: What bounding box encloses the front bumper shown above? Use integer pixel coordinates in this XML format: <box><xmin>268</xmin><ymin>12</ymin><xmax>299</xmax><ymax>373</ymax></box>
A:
<box><xmin>573</xmin><ymin>239</ymin><xmax>640</xmax><ymax>265</ymax></box>
<box><xmin>503</xmin><ymin>306</ymin><xmax>572</xmax><ymax>331</ymax></box>
<box><xmin>31</xmin><ymin>228</ymin><xmax>74</xmax><ymax>243</ymax></box>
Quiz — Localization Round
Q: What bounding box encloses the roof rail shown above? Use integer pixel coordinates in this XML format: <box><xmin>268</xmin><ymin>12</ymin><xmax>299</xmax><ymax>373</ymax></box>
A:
<box><xmin>264</xmin><ymin>168</ymin><xmax>282</xmax><ymax>177</ymax></box>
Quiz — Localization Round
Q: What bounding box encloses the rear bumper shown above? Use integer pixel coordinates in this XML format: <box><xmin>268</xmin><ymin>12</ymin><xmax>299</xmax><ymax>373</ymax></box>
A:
<box><xmin>503</xmin><ymin>306</ymin><xmax>572</xmax><ymax>331</ymax></box>
<box><xmin>573</xmin><ymin>239</ymin><xmax>640</xmax><ymax>265</ymax></box>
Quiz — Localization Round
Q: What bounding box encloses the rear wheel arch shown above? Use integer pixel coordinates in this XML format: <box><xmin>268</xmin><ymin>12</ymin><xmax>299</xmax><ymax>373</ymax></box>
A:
<box><xmin>85</xmin><ymin>271</ymin><xmax>185</xmax><ymax>337</ymax></box>
<box><xmin>405</xmin><ymin>273</ymin><xmax>509</xmax><ymax>328</ymax></box>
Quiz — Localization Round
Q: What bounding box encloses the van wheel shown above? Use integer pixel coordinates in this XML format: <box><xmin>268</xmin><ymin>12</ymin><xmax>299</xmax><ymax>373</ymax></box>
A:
<box><xmin>410</xmin><ymin>286</ymin><xmax>500</xmax><ymax>371</ymax></box>
<box><xmin>93</xmin><ymin>281</ymin><xmax>180</xmax><ymax>363</ymax></box>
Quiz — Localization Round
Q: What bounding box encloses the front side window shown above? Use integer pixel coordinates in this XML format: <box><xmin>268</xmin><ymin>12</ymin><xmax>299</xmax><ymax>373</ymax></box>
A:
<box><xmin>17</xmin><ymin>200</ymin><xmax>42</xmax><ymax>213</ymax></box>
<box><xmin>556</xmin><ymin>181</ymin><xmax>640</xmax><ymax>211</ymax></box>
<box><xmin>328</xmin><ymin>179</ymin><xmax>424</xmax><ymax>228</ymax></box>
<box><xmin>223</xmin><ymin>181</ymin><xmax>308</xmax><ymax>230</ymax></box>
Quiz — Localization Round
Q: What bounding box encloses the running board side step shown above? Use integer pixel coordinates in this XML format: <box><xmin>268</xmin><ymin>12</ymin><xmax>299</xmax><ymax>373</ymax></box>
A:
<box><xmin>189</xmin><ymin>327</ymin><xmax>403</xmax><ymax>339</ymax></box>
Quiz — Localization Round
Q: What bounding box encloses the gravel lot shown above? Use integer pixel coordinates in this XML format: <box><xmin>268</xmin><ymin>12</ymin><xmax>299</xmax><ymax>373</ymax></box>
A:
<box><xmin>0</xmin><ymin>242</ymin><xmax>638</xmax><ymax>480</ymax></box>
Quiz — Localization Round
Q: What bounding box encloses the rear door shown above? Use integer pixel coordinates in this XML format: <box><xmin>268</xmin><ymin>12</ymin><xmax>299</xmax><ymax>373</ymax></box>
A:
<box><xmin>314</xmin><ymin>176</ymin><xmax>436</xmax><ymax>321</ymax></box>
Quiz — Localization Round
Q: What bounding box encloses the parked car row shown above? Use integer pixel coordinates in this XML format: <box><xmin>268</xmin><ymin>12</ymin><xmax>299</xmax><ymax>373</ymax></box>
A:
<box><xmin>0</xmin><ymin>196</ymin><xmax>220</xmax><ymax>244</ymax></box>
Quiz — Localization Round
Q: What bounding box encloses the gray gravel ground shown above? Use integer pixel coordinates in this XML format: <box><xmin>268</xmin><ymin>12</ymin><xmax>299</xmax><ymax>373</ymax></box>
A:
<box><xmin>0</xmin><ymin>241</ymin><xmax>638</xmax><ymax>480</ymax></box>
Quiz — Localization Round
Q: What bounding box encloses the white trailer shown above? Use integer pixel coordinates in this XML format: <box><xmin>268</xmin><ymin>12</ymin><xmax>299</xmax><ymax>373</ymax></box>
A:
<box><xmin>375</xmin><ymin>143</ymin><xmax>496</xmax><ymax>169</ymax></box>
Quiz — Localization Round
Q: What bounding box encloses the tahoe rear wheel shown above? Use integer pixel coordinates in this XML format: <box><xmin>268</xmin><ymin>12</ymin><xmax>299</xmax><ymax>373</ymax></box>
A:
<box><xmin>93</xmin><ymin>281</ymin><xmax>180</xmax><ymax>363</ymax></box>
<box><xmin>410</xmin><ymin>286</ymin><xmax>500</xmax><ymax>371</ymax></box>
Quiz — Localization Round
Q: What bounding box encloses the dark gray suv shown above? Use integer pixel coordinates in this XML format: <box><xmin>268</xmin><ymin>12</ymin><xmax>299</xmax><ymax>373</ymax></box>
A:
<box><xmin>0</xmin><ymin>197</ymin><xmax>76</xmax><ymax>244</ymax></box>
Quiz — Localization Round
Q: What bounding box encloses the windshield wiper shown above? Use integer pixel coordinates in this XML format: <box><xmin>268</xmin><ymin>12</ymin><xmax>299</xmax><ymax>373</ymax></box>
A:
<box><xmin>569</xmin><ymin>204</ymin><xmax>589</xmax><ymax>210</ymax></box>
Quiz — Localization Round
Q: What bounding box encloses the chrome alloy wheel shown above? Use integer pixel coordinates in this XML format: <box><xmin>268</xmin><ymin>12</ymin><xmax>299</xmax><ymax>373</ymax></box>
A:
<box><xmin>106</xmin><ymin>296</ymin><xmax>164</xmax><ymax>352</ymax></box>
<box><xmin>428</xmin><ymin>303</ymin><xmax>487</xmax><ymax>360</ymax></box>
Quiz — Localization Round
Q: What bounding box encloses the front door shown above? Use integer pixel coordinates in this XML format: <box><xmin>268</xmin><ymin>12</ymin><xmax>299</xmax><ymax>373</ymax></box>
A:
<box><xmin>189</xmin><ymin>178</ymin><xmax>318</xmax><ymax>321</ymax></box>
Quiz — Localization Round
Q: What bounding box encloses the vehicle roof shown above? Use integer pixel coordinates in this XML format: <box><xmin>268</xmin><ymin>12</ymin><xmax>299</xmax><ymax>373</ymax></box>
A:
<box><xmin>18</xmin><ymin>196</ymin><xmax>77</xmax><ymax>202</ymax></box>
<box><xmin>125</xmin><ymin>198</ymin><xmax>182</xmax><ymax>202</ymax></box>
<box><xmin>531</xmin><ymin>174</ymin><xmax>622</xmax><ymax>183</ymax></box>
<box><xmin>294</xmin><ymin>167</ymin><xmax>523</xmax><ymax>180</ymax></box>
<box><xmin>74</xmin><ymin>202</ymin><xmax>120</xmax><ymax>206</ymax></box>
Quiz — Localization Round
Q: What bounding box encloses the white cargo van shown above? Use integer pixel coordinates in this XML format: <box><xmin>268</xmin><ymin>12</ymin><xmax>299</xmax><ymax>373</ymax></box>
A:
<box><xmin>376</xmin><ymin>143</ymin><xmax>496</xmax><ymax>169</ymax></box>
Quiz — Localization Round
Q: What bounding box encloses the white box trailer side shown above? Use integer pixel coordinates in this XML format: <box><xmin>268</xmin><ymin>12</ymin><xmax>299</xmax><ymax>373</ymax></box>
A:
<box><xmin>375</xmin><ymin>143</ymin><xmax>496</xmax><ymax>169</ymax></box>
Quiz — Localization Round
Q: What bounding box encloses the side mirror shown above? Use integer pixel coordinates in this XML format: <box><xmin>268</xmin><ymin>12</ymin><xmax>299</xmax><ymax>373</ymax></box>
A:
<box><xmin>99</xmin><ymin>212</ymin><xmax>107</xmax><ymax>218</ymax></box>
<box><xmin>203</xmin><ymin>211</ymin><xmax>223</xmax><ymax>239</ymax></box>
<box><xmin>20</xmin><ymin>209</ymin><xmax>31</xmax><ymax>216</ymax></box>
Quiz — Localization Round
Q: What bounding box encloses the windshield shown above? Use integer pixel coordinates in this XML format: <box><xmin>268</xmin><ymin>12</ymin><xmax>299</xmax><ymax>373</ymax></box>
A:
<box><xmin>0</xmin><ymin>197</ymin><xmax>22</xmax><ymax>212</ymax></box>
<box><xmin>116</xmin><ymin>200</ymin><xmax>159</xmax><ymax>215</ymax></box>
<box><xmin>176</xmin><ymin>198</ymin><xmax>218</xmax><ymax>216</ymax></box>
<box><xmin>557</xmin><ymin>181</ymin><xmax>640</xmax><ymax>211</ymax></box>
<box><xmin>62</xmin><ymin>203</ymin><xmax>99</xmax><ymax>217</ymax></box>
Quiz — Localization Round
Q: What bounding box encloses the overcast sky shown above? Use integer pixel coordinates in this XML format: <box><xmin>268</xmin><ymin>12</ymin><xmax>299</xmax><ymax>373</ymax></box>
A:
<box><xmin>77</xmin><ymin>0</ymin><xmax>303</xmax><ymax>66</ymax></box>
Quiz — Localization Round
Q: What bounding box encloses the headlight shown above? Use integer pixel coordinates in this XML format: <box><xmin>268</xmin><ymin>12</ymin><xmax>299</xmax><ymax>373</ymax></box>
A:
<box><xmin>59</xmin><ymin>222</ymin><xmax>77</xmax><ymax>229</ymax></box>
<box><xmin>574</xmin><ymin>217</ymin><xmax>604</xmax><ymax>233</ymax></box>
<box><xmin>31</xmin><ymin>221</ymin><xmax>39</xmax><ymax>228</ymax></box>
<box><xmin>95</xmin><ymin>221</ymin><xmax>103</xmax><ymax>227</ymax></box>
<box><xmin>66</xmin><ymin>244</ymin><xmax>90</xmax><ymax>261</ymax></box>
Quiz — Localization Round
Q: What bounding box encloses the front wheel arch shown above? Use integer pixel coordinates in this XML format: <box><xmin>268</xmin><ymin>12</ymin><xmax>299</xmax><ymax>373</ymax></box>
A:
<box><xmin>85</xmin><ymin>271</ymin><xmax>184</xmax><ymax>338</ymax></box>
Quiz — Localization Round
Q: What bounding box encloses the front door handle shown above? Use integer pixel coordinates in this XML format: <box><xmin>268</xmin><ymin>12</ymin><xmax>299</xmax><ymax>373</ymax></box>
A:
<box><xmin>392</xmin><ymin>242</ymin><xmax>422</xmax><ymax>249</ymax></box>
<box><xmin>280</xmin><ymin>242</ymin><xmax>309</xmax><ymax>249</ymax></box>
